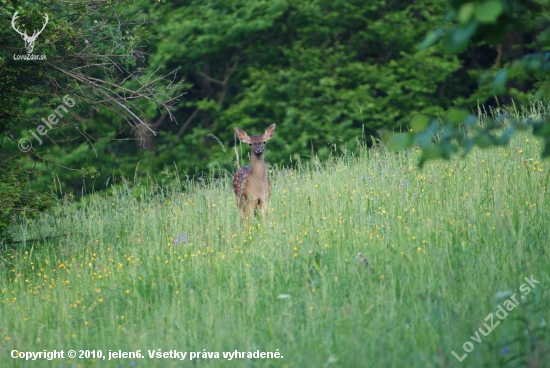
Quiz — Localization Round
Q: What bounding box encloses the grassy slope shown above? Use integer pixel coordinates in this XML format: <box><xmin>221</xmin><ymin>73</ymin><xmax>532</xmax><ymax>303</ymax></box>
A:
<box><xmin>1</xmin><ymin>117</ymin><xmax>549</xmax><ymax>368</ymax></box>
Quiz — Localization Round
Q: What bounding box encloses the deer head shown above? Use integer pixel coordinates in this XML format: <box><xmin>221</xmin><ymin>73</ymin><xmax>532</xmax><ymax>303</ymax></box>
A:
<box><xmin>235</xmin><ymin>124</ymin><xmax>276</xmax><ymax>158</ymax></box>
<box><xmin>11</xmin><ymin>11</ymin><xmax>49</xmax><ymax>54</ymax></box>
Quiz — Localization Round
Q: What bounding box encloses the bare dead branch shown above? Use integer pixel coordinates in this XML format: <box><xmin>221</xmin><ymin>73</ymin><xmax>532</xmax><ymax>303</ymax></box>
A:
<box><xmin>176</xmin><ymin>108</ymin><xmax>200</xmax><ymax>138</ymax></box>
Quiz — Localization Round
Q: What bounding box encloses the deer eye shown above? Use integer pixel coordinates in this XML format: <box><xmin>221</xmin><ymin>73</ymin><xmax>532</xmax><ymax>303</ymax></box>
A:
<box><xmin>249</xmin><ymin>143</ymin><xmax>252</xmax><ymax>146</ymax></box>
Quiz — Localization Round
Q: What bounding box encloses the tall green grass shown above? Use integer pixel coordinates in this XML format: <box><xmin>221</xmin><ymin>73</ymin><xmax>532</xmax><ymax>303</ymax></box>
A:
<box><xmin>1</xmin><ymin>105</ymin><xmax>549</xmax><ymax>367</ymax></box>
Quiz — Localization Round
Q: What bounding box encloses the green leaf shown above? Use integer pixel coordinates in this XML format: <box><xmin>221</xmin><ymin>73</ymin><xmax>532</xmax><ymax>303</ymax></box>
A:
<box><xmin>507</xmin><ymin>60</ymin><xmax>523</xmax><ymax>79</ymax></box>
<box><xmin>542</xmin><ymin>138</ymin><xmax>550</xmax><ymax>158</ymax></box>
<box><xmin>444</xmin><ymin>109</ymin><xmax>469</xmax><ymax>125</ymax></box>
<box><xmin>533</xmin><ymin>121</ymin><xmax>550</xmax><ymax>137</ymax></box>
<box><xmin>418</xmin><ymin>27</ymin><xmax>443</xmax><ymax>49</ymax></box>
<box><xmin>462</xmin><ymin>139</ymin><xmax>475</xmax><ymax>157</ymax></box>
<box><xmin>492</xmin><ymin>69</ymin><xmax>508</xmax><ymax>95</ymax></box>
<box><xmin>512</xmin><ymin>119</ymin><xmax>530</xmax><ymax>131</ymax></box>
<box><xmin>422</xmin><ymin>144</ymin><xmax>442</xmax><ymax>160</ymax></box>
<box><xmin>463</xmin><ymin>115</ymin><xmax>478</xmax><ymax>126</ymax></box>
<box><xmin>475</xmin><ymin>0</ymin><xmax>504</xmax><ymax>24</ymax></box>
<box><xmin>474</xmin><ymin>132</ymin><xmax>494</xmax><ymax>148</ymax></box>
<box><xmin>440</xmin><ymin>141</ymin><xmax>457</xmax><ymax>160</ymax></box>
<box><xmin>414</xmin><ymin>131</ymin><xmax>433</xmax><ymax>147</ymax></box>
<box><xmin>523</xmin><ymin>54</ymin><xmax>543</xmax><ymax>72</ymax></box>
<box><xmin>496</xmin><ymin>127</ymin><xmax>514</xmax><ymax>146</ymax></box>
<box><xmin>458</xmin><ymin>3</ymin><xmax>475</xmax><ymax>24</ymax></box>
<box><xmin>388</xmin><ymin>133</ymin><xmax>413</xmax><ymax>152</ymax></box>
<box><xmin>414</xmin><ymin>121</ymin><xmax>440</xmax><ymax>147</ymax></box>
<box><xmin>442</xmin><ymin>21</ymin><xmax>477</xmax><ymax>53</ymax></box>
<box><xmin>410</xmin><ymin>114</ymin><xmax>431</xmax><ymax>131</ymax></box>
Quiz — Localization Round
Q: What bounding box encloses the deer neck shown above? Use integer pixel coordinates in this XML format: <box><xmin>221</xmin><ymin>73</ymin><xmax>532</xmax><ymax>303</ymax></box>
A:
<box><xmin>251</xmin><ymin>154</ymin><xmax>267</xmax><ymax>178</ymax></box>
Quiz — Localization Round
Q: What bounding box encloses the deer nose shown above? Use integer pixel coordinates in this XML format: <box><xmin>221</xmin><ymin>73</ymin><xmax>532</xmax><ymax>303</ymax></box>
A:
<box><xmin>253</xmin><ymin>148</ymin><xmax>263</xmax><ymax>155</ymax></box>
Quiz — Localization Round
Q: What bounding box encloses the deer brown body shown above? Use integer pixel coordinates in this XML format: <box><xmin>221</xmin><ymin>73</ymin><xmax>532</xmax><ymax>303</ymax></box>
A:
<box><xmin>232</xmin><ymin>124</ymin><xmax>276</xmax><ymax>219</ymax></box>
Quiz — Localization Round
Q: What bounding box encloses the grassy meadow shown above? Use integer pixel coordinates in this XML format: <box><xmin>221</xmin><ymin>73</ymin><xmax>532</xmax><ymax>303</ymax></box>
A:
<box><xmin>1</xmin><ymin>108</ymin><xmax>550</xmax><ymax>368</ymax></box>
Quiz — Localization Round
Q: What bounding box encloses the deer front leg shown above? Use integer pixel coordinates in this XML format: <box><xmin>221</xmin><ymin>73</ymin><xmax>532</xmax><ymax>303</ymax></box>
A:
<box><xmin>236</xmin><ymin>196</ymin><xmax>247</xmax><ymax>220</ymax></box>
<box><xmin>258</xmin><ymin>199</ymin><xmax>269</xmax><ymax>221</ymax></box>
<box><xmin>244</xmin><ymin>199</ymin><xmax>255</xmax><ymax>221</ymax></box>
<box><xmin>238</xmin><ymin>207</ymin><xmax>246</xmax><ymax>221</ymax></box>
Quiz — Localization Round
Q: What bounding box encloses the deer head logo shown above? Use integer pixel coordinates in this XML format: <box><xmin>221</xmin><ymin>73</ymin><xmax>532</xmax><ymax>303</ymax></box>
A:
<box><xmin>11</xmin><ymin>11</ymin><xmax>49</xmax><ymax>54</ymax></box>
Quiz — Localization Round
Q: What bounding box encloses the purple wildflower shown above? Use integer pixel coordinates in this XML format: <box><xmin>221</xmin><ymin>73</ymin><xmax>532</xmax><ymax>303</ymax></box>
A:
<box><xmin>502</xmin><ymin>347</ymin><xmax>509</xmax><ymax>355</ymax></box>
<box><xmin>174</xmin><ymin>234</ymin><xmax>187</xmax><ymax>246</ymax></box>
<box><xmin>399</xmin><ymin>180</ymin><xmax>410</xmax><ymax>188</ymax></box>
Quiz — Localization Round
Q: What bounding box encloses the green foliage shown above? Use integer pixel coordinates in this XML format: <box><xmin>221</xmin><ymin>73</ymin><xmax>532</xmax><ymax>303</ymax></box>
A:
<box><xmin>397</xmin><ymin>0</ymin><xmax>550</xmax><ymax>164</ymax></box>
<box><xmin>0</xmin><ymin>0</ymin><xmax>180</xmax><ymax>231</ymax></box>
<box><xmin>148</xmin><ymin>0</ymin><xmax>461</xmax><ymax>165</ymax></box>
<box><xmin>4</xmin><ymin>0</ymin><xmax>549</xmax><ymax>197</ymax></box>
<box><xmin>392</xmin><ymin>102</ymin><xmax>550</xmax><ymax>167</ymax></box>
<box><xmin>18</xmin><ymin>0</ymin><xmax>469</xmax><ymax>195</ymax></box>
<box><xmin>0</xmin><ymin>156</ymin><xmax>53</xmax><ymax>240</ymax></box>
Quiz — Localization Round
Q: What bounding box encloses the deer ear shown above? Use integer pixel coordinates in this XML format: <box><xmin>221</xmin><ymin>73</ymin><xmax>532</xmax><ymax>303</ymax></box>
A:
<box><xmin>263</xmin><ymin>124</ymin><xmax>276</xmax><ymax>141</ymax></box>
<box><xmin>235</xmin><ymin>127</ymin><xmax>251</xmax><ymax>144</ymax></box>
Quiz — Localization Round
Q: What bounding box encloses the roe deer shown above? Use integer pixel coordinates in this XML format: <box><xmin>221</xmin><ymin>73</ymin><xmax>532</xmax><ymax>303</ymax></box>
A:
<box><xmin>233</xmin><ymin>124</ymin><xmax>276</xmax><ymax>220</ymax></box>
